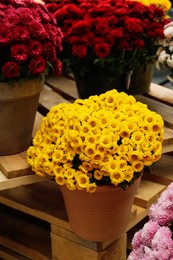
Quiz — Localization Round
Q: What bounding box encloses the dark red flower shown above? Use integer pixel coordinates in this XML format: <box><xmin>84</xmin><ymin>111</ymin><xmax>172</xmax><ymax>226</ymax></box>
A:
<box><xmin>28</xmin><ymin>40</ymin><xmax>43</xmax><ymax>57</ymax></box>
<box><xmin>125</xmin><ymin>18</ymin><xmax>143</xmax><ymax>33</ymax></box>
<box><xmin>10</xmin><ymin>44</ymin><xmax>28</xmax><ymax>61</ymax></box>
<box><xmin>0</xmin><ymin>0</ymin><xmax>63</xmax><ymax>81</ymax></box>
<box><xmin>133</xmin><ymin>39</ymin><xmax>145</xmax><ymax>50</ymax></box>
<box><xmin>53</xmin><ymin>59</ymin><xmax>62</xmax><ymax>75</ymax></box>
<box><xmin>43</xmin><ymin>42</ymin><xmax>56</xmax><ymax>60</ymax></box>
<box><xmin>95</xmin><ymin>23</ymin><xmax>110</xmax><ymax>36</ymax></box>
<box><xmin>72</xmin><ymin>44</ymin><xmax>87</xmax><ymax>58</ymax></box>
<box><xmin>46</xmin><ymin>3</ymin><xmax>59</xmax><ymax>13</ymax></box>
<box><xmin>69</xmin><ymin>21</ymin><xmax>92</xmax><ymax>35</ymax></box>
<box><xmin>0</xmin><ymin>26</ymin><xmax>11</xmax><ymax>44</ymax></box>
<box><xmin>12</xmin><ymin>26</ymin><xmax>30</xmax><ymax>41</ymax></box>
<box><xmin>94</xmin><ymin>43</ymin><xmax>111</xmax><ymax>59</ymax></box>
<box><xmin>2</xmin><ymin>61</ymin><xmax>19</xmax><ymax>78</ymax></box>
<box><xmin>28</xmin><ymin>57</ymin><xmax>46</xmax><ymax>75</ymax></box>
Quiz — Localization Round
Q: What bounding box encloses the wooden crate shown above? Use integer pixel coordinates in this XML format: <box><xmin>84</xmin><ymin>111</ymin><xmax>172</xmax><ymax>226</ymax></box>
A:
<box><xmin>0</xmin><ymin>75</ymin><xmax>173</xmax><ymax>259</ymax></box>
<box><xmin>0</xmin><ymin>173</ymin><xmax>168</xmax><ymax>259</ymax></box>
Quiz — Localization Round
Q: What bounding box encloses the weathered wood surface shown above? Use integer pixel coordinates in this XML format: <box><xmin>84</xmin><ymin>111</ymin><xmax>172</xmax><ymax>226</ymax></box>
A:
<box><xmin>0</xmin><ymin>171</ymin><xmax>168</xmax><ymax>259</ymax></box>
<box><xmin>0</xmin><ymin>76</ymin><xmax>173</xmax><ymax>189</ymax></box>
<box><xmin>0</xmin><ymin>76</ymin><xmax>173</xmax><ymax>258</ymax></box>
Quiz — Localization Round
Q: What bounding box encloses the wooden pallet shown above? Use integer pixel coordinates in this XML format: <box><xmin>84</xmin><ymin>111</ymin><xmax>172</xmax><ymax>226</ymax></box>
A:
<box><xmin>0</xmin><ymin>75</ymin><xmax>173</xmax><ymax>259</ymax></box>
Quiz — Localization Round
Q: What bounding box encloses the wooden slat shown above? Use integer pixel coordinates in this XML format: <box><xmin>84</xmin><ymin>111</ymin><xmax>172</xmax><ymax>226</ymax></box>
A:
<box><xmin>0</xmin><ymin>174</ymin><xmax>50</xmax><ymax>191</ymax></box>
<box><xmin>46</xmin><ymin>75</ymin><xmax>78</xmax><ymax>100</ymax></box>
<box><xmin>51</xmin><ymin>232</ymin><xmax>127</xmax><ymax>260</ymax></box>
<box><xmin>162</xmin><ymin>127</ymin><xmax>173</xmax><ymax>153</ymax></box>
<box><xmin>134</xmin><ymin>179</ymin><xmax>166</xmax><ymax>208</ymax></box>
<box><xmin>126</xmin><ymin>205</ymin><xmax>148</xmax><ymax>232</ymax></box>
<box><xmin>143</xmin><ymin>154</ymin><xmax>173</xmax><ymax>186</ymax></box>
<box><xmin>39</xmin><ymin>85</ymin><xmax>70</xmax><ymax>111</ymax></box>
<box><xmin>149</xmin><ymin>82</ymin><xmax>173</xmax><ymax>105</ymax></box>
<box><xmin>0</xmin><ymin>180</ymin><xmax>70</xmax><ymax>229</ymax></box>
<box><xmin>0</xmin><ymin>204</ymin><xmax>51</xmax><ymax>260</ymax></box>
<box><xmin>0</xmin><ymin>151</ymin><xmax>31</xmax><ymax>179</ymax></box>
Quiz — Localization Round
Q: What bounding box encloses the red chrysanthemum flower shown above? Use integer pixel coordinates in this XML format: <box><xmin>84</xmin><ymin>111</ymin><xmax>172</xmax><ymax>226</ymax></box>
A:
<box><xmin>125</xmin><ymin>18</ymin><xmax>143</xmax><ymax>33</ymax></box>
<box><xmin>0</xmin><ymin>0</ymin><xmax>63</xmax><ymax>82</ymax></box>
<box><xmin>0</xmin><ymin>26</ymin><xmax>11</xmax><ymax>44</ymax></box>
<box><xmin>133</xmin><ymin>39</ymin><xmax>145</xmax><ymax>50</ymax></box>
<box><xmin>69</xmin><ymin>21</ymin><xmax>92</xmax><ymax>35</ymax></box>
<box><xmin>10</xmin><ymin>44</ymin><xmax>28</xmax><ymax>61</ymax></box>
<box><xmin>43</xmin><ymin>42</ymin><xmax>56</xmax><ymax>60</ymax></box>
<box><xmin>53</xmin><ymin>59</ymin><xmax>62</xmax><ymax>75</ymax></box>
<box><xmin>46</xmin><ymin>3</ymin><xmax>59</xmax><ymax>13</ymax></box>
<box><xmin>29</xmin><ymin>57</ymin><xmax>46</xmax><ymax>75</ymax></box>
<box><xmin>94</xmin><ymin>43</ymin><xmax>111</xmax><ymax>59</ymax></box>
<box><xmin>2</xmin><ymin>61</ymin><xmax>19</xmax><ymax>78</ymax></box>
<box><xmin>28</xmin><ymin>40</ymin><xmax>43</xmax><ymax>57</ymax></box>
<box><xmin>95</xmin><ymin>23</ymin><xmax>110</xmax><ymax>36</ymax></box>
<box><xmin>72</xmin><ymin>44</ymin><xmax>87</xmax><ymax>58</ymax></box>
<box><xmin>12</xmin><ymin>26</ymin><xmax>30</xmax><ymax>41</ymax></box>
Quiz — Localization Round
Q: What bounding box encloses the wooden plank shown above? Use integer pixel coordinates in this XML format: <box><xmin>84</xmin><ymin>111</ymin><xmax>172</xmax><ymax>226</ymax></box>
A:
<box><xmin>39</xmin><ymin>85</ymin><xmax>70</xmax><ymax>111</ymax></box>
<box><xmin>162</xmin><ymin>127</ymin><xmax>173</xmax><ymax>153</ymax></box>
<box><xmin>51</xmin><ymin>225</ymin><xmax>117</xmax><ymax>252</ymax></box>
<box><xmin>149</xmin><ymin>83</ymin><xmax>173</xmax><ymax>105</ymax></box>
<box><xmin>0</xmin><ymin>180</ymin><xmax>70</xmax><ymax>229</ymax></box>
<box><xmin>134</xmin><ymin>179</ymin><xmax>166</xmax><ymax>208</ymax></box>
<box><xmin>51</xmin><ymin>232</ymin><xmax>127</xmax><ymax>260</ymax></box>
<box><xmin>0</xmin><ymin>244</ymin><xmax>31</xmax><ymax>260</ymax></box>
<box><xmin>0</xmin><ymin>174</ymin><xmax>50</xmax><ymax>191</ymax></box>
<box><xmin>0</xmin><ymin>170</ymin><xmax>7</xmax><ymax>181</ymax></box>
<box><xmin>45</xmin><ymin>75</ymin><xmax>78</xmax><ymax>100</ymax></box>
<box><xmin>0</xmin><ymin>151</ymin><xmax>31</xmax><ymax>179</ymax></box>
<box><xmin>0</xmin><ymin>204</ymin><xmax>51</xmax><ymax>260</ymax></box>
<box><xmin>143</xmin><ymin>154</ymin><xmax>173</xmax><ymax>186</ymax></box>
<box><xmin>126</xmin><ymin>205</ymin><xmax>148</xmax><ymax>232</ymax></box>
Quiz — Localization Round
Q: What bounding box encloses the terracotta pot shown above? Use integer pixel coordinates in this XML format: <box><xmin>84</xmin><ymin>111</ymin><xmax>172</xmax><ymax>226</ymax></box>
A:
<box><xmin>59</xmin><ymin>176</ymin><xmax>141</xmax><ymax>242</ymax></box>
<box><xmin>0</xmin><ymin>79</ymin><xmax>44</xmax><ymax>155</ymax></box>
<box><xmin>71</xmin><ymin>68</ymin><xmax>132</xmax><ymax>99</ymax></box>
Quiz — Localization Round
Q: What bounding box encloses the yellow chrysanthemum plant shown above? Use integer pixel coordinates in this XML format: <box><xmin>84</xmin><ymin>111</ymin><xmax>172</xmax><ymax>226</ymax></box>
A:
<box><xmin>131</xmin><ymin>0</ymin><xmax>172</xmax><ymax>14</ymax></box>
<box><xmin>27</xmin><ymin>90</ymin><xmax>164</xmax><ymax>193</ymax></box>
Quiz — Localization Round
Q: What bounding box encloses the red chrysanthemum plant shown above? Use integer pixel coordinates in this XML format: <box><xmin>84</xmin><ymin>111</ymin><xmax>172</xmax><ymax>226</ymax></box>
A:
<box><xmin>46</xmin><ymin>0</ymin><xmax>170</xmax><ymax>79</ymax></box>
<box><xmin>0</xmin><ymin>0</ymin><xmax>63</xmax><ymax>84</ymax></box>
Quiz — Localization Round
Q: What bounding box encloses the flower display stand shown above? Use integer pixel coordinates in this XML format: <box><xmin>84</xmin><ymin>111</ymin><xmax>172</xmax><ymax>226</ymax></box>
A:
<box><xmin>0</xmin><ymin>75</ymin><xmax>173</xmax><ymax>259</ymax></box>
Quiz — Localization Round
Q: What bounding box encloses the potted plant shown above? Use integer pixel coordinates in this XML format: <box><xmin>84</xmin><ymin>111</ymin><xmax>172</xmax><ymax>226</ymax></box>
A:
<box><xmin>129</xmin><ymin>0</ymin><xmax>172</xmax><ymax>94</ymax></box>
<box><xmin>156</xmin><ymin>21</ymin><xmax>173</xmax><ymax>83</ymax></box>
<box><xmin>0</xmin><ymin>0</ymin><xmax>63</xmax><ymax>155</ymax></box>
<box><xmin>27</xmin><ymin>89</ymin><xmax>164</xmax><ymax>241</ymax></box>
<box><xmin>45</xmin><ymin>0</ymin><xmax>169</xmax><ymax>98</ymax></box>
<box><xmin>128</xmin><ymin>182</ymin><xmax>173</xmax><ymax>259</ymax></box>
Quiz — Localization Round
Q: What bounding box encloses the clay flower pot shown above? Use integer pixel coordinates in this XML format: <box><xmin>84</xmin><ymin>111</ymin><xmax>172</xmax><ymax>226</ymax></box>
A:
<box><xmin>59</xmin><ymin>175</ymin><xmax>141</xmax><ymax>242</ymax></box>
<box><xmin>0</xmin><ymin>79</ymin><xmax>44</xmax><ymax>155</ymax></box>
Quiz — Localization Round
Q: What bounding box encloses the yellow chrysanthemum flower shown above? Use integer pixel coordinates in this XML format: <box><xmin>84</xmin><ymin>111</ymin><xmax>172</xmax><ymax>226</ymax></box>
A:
<box><xmin>131</xmin><ymin>161</ymin><xmax>144</xmax><ymax>172</ymax></box>
<box><xmin>110</xmin><ymin>171</ymin><xmax>125</xmax><ymax>186</ymax></box>
<box><xmin>27</xmin><ymin>89</ymin><xmax>164</xmax><ymax>192</ymax></box>
<box><xmin>93</xmin><ymin>170</ymin><xmax>103</xmax><ymax>180</ymax></box>
<box><xmin>131</xmin><ymin>0</ymin><xmax>171</xmax><ymax>12</ymax></box>
<box><xmin>76</xmin><ymin>173</ymin><xmax>90</xmax><ymax>188</ymax></box>
<box><xmin>99</xmin><ymin>135</ymin><xmax>113</xmax><ymax>149</ymax></box>
<box><xmin>130</xmin><ymin>131</ymin><xmax>145</xmax><ymax>144</ymax></box>
<box><xmin>124</xmin><ymin>166</ymin><xmax>134</xmax><ymax>182</ymax></box>
<box><xmin>86</xmin><ymin>183</ymin><xmax>97</xmax><ymax>193</ymax></box>
<box><xmin>55</xmin><ymin>173</ymin><xmax>65</xmax><ymax>186</ymax></box>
